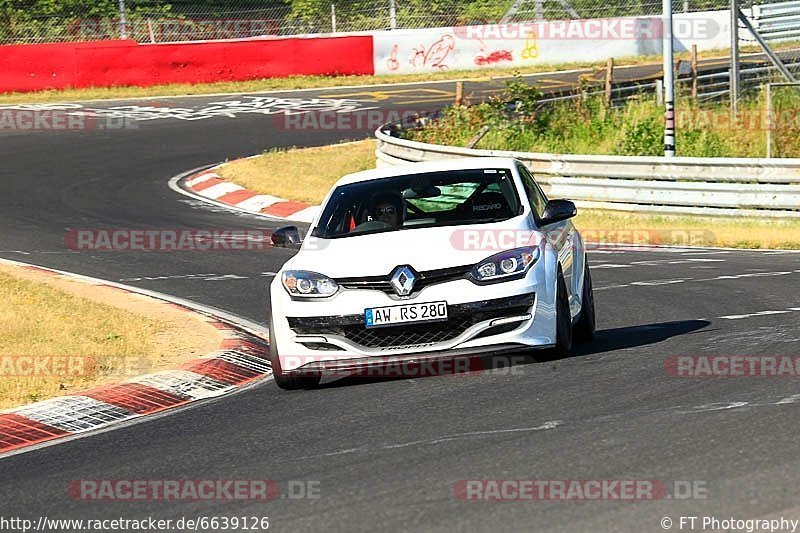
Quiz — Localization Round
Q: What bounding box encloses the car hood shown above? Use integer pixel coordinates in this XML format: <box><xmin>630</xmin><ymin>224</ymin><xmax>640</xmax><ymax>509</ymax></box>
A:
<box><xmin>286</xmin><ymin>216</ymin><xmax>541</xmax><ymax>278</ymax></box>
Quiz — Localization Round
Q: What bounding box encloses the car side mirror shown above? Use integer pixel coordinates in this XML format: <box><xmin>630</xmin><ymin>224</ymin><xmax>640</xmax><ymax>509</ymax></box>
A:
<box><xmin>271</xmin><ymin>226</ymin><xmax>302</xmax><ymax>248</ymax></box>
<box><xmin>540</xmin><ymin>199</ymin><xmax>577</xmax><ymax>226</ymax></box>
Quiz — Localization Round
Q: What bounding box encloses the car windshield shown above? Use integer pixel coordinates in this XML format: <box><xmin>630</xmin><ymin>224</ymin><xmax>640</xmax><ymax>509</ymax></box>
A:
<box><xmin>312</xmin><ymin>168</ymin><xmax>522</xmax><ymax>239</ymax></box>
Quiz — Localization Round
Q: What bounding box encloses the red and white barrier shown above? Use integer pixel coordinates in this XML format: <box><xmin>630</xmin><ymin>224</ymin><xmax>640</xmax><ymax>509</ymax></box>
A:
<box><xmin>0</xmin><ymin>9</ymin><xmax>744</xmax><ymax>94</ymax></box>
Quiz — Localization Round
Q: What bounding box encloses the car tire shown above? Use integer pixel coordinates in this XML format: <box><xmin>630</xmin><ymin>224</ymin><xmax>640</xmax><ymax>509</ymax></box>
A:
<box><xmin>574</xmin><ymin>260</ymin><xmax>596</xmax><ymax>342</ymax></box>
<box><xmin>269</xmin><ymin>316</ymin><xmax>320</xmax><ymax>390</ymax></box>
<box><xmin>551</xmin><ymin>269</ymin><xmax>573</xmax><ymax>358</ymax></box>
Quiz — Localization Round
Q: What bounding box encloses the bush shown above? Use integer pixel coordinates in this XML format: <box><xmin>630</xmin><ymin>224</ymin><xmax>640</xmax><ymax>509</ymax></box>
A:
<box><xmin>405</xmin><ymin>79</ymin><xmax>799</xmax><ymax>158</ymax></box>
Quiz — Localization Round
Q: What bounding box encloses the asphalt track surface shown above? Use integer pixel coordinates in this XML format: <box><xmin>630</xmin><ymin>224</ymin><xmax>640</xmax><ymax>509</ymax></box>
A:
<box><xmin>2</xmin><ymin>62</ymin><xmax>800</xmax><ymax>532</ymax></box>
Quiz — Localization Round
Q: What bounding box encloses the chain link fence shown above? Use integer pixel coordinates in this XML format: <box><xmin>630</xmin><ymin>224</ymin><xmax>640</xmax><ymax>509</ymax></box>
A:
<box><xmin>2</xmin><ymin>0</ymin><xmax>738</xmax><ymax>45</ymax></box>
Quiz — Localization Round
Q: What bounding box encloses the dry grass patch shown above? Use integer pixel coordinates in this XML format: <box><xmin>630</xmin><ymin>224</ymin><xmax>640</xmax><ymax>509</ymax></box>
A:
<box><xmin>0</xmin><ymin>264</ymin><xmax>222</xmax><ymax>409</ymax></box>
<box><xmin>575</xmin><ymin>210</ymin><xmax>800</xmax><ymax>250</ymax></box>
<box><xmin>218</xmin><ymin>140</ymin><xmax>377</xmax><ymax>205</ymax></box>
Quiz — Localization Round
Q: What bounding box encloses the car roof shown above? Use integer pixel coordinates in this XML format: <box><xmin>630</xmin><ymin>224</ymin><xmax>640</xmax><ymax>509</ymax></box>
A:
<box><xmin>333</xmin><ymin>157</ymin><xmax>521</xmax><ymax>187</ymax></box>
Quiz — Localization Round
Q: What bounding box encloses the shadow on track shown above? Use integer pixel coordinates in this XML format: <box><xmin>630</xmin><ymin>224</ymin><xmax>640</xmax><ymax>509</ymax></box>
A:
<box><xmin>568</xmin><ymin>319</ymin><xmax>711</xmax><ymax>358</ymax></box>
<box><xmin>297</xmin><ymin>319</ymin><xmax>710</xmax><ymax>390</ymax></box>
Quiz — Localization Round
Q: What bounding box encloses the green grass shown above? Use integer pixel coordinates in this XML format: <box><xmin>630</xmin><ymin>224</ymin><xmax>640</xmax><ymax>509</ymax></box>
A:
<box><xmin>406</xmin><ymin>84</ymin><xmax>800</xmax><ymax>158</ymax></box>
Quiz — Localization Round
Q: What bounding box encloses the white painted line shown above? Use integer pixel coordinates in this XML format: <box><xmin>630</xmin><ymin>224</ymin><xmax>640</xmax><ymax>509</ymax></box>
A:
<box><xmin>591</xmin><ymin>264</ymin><xmax>632</xmax><ymax>269</ymax></box>
<box><xmin>630</xmin><ymin>279</ymin><xmax>690</xmax><ymax>286</ymax></box>
<box><xmin>698</xmin><ymin>271</ymin><xmax>792</xmax><ymax>282</ymax></box>
<box><xmin>719</xmin><ymin>310</ymin><xmax>793</xmax><ymax>320</ymax></box>
<box><xmin>679</xmin><ymin>251</ymin><xmax>731</xmax><ymax>255</ymax></box>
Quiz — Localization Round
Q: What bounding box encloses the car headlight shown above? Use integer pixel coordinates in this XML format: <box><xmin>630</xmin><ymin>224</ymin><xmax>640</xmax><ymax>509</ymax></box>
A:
<box><xmin>470</xmin><ymin>246</ymin><xmax>540</xmax><ymax>283</ymax></box>
<box><xmin>281</xmin><ymin>270</ymin><xmax>339</xmax><ymax>297</ymax></box>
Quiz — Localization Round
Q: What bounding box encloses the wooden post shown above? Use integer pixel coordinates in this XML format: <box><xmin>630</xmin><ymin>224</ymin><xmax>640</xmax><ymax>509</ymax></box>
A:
<box><xmin>765</xmin><ymin>83</ymin><xmax>772</xmax><ymax>158</ymax></box>
<box><xmin>455</xmin><ymin>81</ymin><xmax>464</xmax><ymax>106</ymax></box>
<box><xmin>691</xmin><ymin>44</ymin><xmax>698</xmax><ymax>101</ymax></box>
<box><xmin>604</xmin><ymin>57</ymin><xmax>614</xmax><ymax>106</ymax></box>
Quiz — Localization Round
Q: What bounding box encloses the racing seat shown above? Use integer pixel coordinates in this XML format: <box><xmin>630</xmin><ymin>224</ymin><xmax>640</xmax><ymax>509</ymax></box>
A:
<box><xmin>467</xmin><ymin>191</ymin><xmax>513</xmax><ymax>219</ymax></box>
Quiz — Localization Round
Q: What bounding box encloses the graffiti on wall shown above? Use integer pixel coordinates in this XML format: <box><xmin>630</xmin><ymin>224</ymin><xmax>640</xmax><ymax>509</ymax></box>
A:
<box><xmin>410</xmin><ymin>34</ymin><xmax>456</xmax><ymax>71</ymax></box>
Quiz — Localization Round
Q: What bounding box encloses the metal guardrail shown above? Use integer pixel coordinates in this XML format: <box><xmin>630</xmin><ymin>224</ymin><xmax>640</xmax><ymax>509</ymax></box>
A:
<box><xmin>537</xmin><ymin>54</ymin><xmax>800</xmax><ymax>106</ymax></box>
<box><xmin>751</xmin><ymin>1</ymin><xmax>800</xmax><ymax>42</ymax></box>
<box><xmin>375</xmin><ymin>126</ymin><xmax>800</xmax><ymax>218</ymax></box>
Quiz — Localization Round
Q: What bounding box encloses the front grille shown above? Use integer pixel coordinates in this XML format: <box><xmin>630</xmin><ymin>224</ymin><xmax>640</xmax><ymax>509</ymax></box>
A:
<box><xmin>341</xmin><ymin>318</ymin><xmax>474</xmax><ymax>349</ymax></box>
<box><xmin>287</xmin><ymin>293</ymin><xmax>534</xmax><ymax>350</ymax></box>
<box><xmin>336</xmin><ymin>264</ymin><xmax>472</xmax><ymax>296</ymax></box>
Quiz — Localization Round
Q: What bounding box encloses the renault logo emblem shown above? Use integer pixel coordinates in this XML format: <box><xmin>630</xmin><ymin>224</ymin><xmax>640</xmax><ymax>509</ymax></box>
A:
<box><xmin>390</xmin><ymin>266</ymin><xmax>416</xmax><ymax>296</ymax></box>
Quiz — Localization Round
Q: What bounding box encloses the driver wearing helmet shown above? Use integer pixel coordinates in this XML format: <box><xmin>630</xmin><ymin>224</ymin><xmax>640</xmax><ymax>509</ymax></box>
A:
<box><xmin>368</xmin><ymin>191</ymin><xmax>405</xmax><ymax>229</ymax></box>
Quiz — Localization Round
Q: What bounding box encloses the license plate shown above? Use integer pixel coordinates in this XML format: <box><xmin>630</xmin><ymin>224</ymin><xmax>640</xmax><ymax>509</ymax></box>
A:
<box><xmin>365</xmin><ymin>301</ymin><xmax>448</xmax><ymax>328</ymax></box>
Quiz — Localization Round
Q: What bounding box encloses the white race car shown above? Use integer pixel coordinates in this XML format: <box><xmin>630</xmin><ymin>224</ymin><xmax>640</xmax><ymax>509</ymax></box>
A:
<box><xmin>268</xmin><ymin>157</ymin><xmax>595</xmax><ymax>389</ymax></box>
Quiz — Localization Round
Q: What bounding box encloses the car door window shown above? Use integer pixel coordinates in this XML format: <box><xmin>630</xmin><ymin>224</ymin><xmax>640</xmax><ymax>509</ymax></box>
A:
<box><xmin>517</xmin><ymin>164</ymin><xmax>548</xmax><ymax>219</ymax></box>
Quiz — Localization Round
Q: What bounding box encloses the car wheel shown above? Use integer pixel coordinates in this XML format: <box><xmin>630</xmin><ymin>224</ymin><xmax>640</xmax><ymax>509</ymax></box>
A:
<box><xmin>551</xmin><ymin>269</ymin><xmax>573</xmax><ymax>358</ymax></box>
<box><xmin>269</xmin><ymin>316</ymin><xmax>320</xmax><ymax>390</ymax></box>
<box><xmin>574</xmin><ymin>260</ymin><xmax>596</xmax><ymax>342</ymax></box>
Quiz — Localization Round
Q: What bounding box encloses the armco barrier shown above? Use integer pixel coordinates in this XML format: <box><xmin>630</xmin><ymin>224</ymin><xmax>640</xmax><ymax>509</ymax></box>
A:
<box><xmin>376</xmin><ymin>125</ymin><xmax>800</xmax><ymax>218</ymax></box>
<box><xmin>0</xmin><ymin>36</ymin><xmax>374</xmax><ymax>93</ymax></box>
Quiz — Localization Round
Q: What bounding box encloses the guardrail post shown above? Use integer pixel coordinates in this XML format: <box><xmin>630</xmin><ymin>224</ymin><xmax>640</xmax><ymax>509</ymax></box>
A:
<box><xmin>691</xmin><ymin>45</ymin><xmax>698</xmax><ymax>102</ymax></box>
<box><xmin>766</xmin><ymin>83</ymin><xmax>772</xmax><ymax>158</ymax></box>
<box><xmin>730</xmin><ymin>0</ymin><xmax>740</xmax><ymax>118</ymax></box>
<box><xmin>663</xmin><ymin>0</ymin><xmax>676</xmax><ymax>157</ymax></box>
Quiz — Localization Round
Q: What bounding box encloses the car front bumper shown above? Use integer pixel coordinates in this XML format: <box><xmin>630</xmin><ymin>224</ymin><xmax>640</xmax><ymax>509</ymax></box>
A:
<box><xmin>269</xmin><ymin>261</ymin><xmax>558</xmax><ymax>373</ymax></box>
